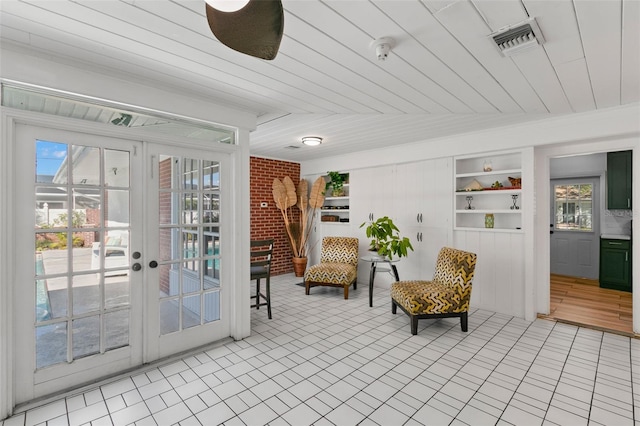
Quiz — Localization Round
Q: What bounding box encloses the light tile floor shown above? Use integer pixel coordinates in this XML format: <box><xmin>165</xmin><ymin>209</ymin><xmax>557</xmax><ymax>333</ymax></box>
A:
<box><xmin>3</xmin><ymin>273</ymin><xmax>639</xmax><ymax>426</ymax></box>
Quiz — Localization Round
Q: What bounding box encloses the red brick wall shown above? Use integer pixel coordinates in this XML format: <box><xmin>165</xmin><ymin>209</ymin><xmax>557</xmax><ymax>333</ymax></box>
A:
<box><xmin>250</xmin><ymin>157</ymin><xmax>300</xmax><ymax>275</ymax></box>
<box><xmin>83</xmin><ymin>208</ymin><xmax>100</xmax><ymax>245</ymax></box>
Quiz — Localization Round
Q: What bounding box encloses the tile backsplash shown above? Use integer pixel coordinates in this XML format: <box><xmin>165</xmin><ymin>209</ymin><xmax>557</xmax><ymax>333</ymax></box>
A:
<box><xmin>602</xmin><ymin>209</ymin><xmax>633</xmax><ymax>236</ymax></box>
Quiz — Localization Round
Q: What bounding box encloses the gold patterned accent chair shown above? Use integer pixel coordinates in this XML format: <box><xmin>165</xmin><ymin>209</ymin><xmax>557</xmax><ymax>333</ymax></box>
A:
<box><xmin>391</xmin><ymin>247</ymin><xmax>477</xmax><ymax>335</ymax></box>
<box><xmin>304</xmin><ymin>237</ymin><xmax>359</xmax><ymax>299</ymax></box>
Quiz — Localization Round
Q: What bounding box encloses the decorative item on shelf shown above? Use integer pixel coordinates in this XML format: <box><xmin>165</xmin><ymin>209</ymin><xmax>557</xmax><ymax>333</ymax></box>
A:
<box><xmin>463</xmin><ymin>179</ymin><xmax>483</xmax><ymax>192</ymax></box>
<box><xmin>360</xmin><ymin>216</ymin><xmax>414</xmax><ymax>260</ymax></box>
<box><xmin>321</xmin><ymin>215</ymin><xmax>339</xmax><ymax>222</ymax></box>
<box><xmin>326</xmin><ymin>171</ymin><xmax>347</xmax><ymax>197</ymax></box>
<box><xmin>485</xmin><ymin>213</ymin><xmax>494</xmax><ymax>228</ymax></box>
<box><xmin>483</xmin><ymin>160</ymin><xmax>493</xmax><ymax>172</ymax></box>
<box><xmin>272</xmin><ymin>176</ymin><xmax>326</xmax><ymax>276</ymax></box>
<box><xmin>508</xmin><ymin>177</ymin><xmax>522</xmax><ymax>187</ymax></box>
<box><xmin>465</xmin><ymin>196</ymin><xmax>475</xmax><ymax>210</ymax></box>
<box><xmin>491</xmin><ymin>180</ymin><xmax>503</xmax><ymax>189</ymax></box>
<box><xmin>510</xmin><ymin>194</ymin><xmax>520</xmax><ymax>210</ymax></box>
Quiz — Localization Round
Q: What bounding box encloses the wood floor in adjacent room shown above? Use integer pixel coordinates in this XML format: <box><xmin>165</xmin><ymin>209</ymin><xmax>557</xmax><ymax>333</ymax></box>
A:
<box><xmin>542</xmin><ymin>273</ymin><xmax>633</xmax><ymax>336</ymax></box>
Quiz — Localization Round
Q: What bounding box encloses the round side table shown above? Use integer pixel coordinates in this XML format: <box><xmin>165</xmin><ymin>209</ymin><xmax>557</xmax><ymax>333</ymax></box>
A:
<box><xmin>360</xmin><ymin>255</ymin><xmax>400</xmax><ymax>307</ymax></box>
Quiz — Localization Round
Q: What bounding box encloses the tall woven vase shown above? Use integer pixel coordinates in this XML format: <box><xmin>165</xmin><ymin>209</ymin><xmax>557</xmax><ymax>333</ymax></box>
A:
<box><xmin>292</xmin><ymin>257</ymin><xmax>307</xmax><ymax>277</ymax></box>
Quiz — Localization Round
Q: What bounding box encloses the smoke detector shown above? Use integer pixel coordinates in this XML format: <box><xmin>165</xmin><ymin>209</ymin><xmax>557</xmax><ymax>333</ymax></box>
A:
<box><xmin>490</xmin><ymin>18</ymin><xmax>545</xmax><ymax>57</ymax></box>
<box><xmin>370</xmin><ymin>37</ymin><xmax>395</xmax><ymax>61</ymax></box>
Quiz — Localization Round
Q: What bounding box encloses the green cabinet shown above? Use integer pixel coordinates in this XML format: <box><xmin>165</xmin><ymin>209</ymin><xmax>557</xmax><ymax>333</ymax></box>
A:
<box><xmin>607</xmin><ymin>150</ymin><xmax>632</xmax><ymax>209</ymax></box>
<box><xmin>600</xmin><ymin>238</ymin><xmax>631</xmax><ymax>292</ymax></box>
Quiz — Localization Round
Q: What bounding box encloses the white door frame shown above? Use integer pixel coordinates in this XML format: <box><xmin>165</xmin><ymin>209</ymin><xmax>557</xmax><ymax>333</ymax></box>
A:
<box><xmin>0</xmin><ymin>109</ymin><xmax>250</xmax><ymax>418</ymax></box>
<box><xmin>534</xmin><ymin>138</ymin><xmax>639</xmax><ymax>333</ymax></box>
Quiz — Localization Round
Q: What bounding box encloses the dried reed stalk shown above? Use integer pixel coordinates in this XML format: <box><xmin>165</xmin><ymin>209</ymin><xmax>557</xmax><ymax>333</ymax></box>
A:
<box><xmin>272</xmin><ymin>176</ymin><xmax>326</xmax><ymax>258</ymax></box>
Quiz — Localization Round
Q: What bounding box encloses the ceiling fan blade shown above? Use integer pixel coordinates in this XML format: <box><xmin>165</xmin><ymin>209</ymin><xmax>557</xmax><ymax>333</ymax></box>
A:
<box><xmin>205</xmin><ymin>0</ymin><xmax>284</xmax><ymax>60</ymax></box>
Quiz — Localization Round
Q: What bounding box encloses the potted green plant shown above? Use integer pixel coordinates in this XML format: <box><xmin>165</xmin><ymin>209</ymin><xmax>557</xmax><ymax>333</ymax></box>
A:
<box><xmin>360</xmin><ymin>216</ymin><xmax>414</xmax><ymax>260</ymax></box>
<box><xmin>326</xmin><ymin>171</ymin><xmax>347</xmax><ymax>197</ymax></box>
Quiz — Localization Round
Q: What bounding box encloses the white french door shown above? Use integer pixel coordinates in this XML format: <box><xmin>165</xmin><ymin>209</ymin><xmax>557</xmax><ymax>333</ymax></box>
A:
<box><xmin>144</xmin><ymin>143</ymin><xmax>230</xmax><ymax>360</ymax></box>
<box><xmin>13</xmin><ymin>126</ymin><xmax>230</xmax><ymax>404</ymax></box>
<box><xmin>14</xmin><ymin>125</ymin><xmax>144</xmax><ymax>403</ymax></box>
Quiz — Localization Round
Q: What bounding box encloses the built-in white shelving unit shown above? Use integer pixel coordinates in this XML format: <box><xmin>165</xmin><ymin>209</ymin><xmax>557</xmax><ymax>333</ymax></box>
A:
<box><xmin>320</xmin><ymin>173</ymin><xmax>349</xmax><ymax>224</ymax></box>
<box><xmin>454</xmin><ymin>152</ymin><xmax>523</xmax><ymax>232</ymax></box>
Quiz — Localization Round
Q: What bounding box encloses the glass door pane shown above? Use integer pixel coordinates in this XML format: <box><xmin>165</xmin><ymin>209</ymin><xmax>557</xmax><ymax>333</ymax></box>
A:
<box><xmin>554</xmin><ymin>183</ymin><xmax>593</xmax><ymax>231</ymax></box>
<box><xmin>157</xmin><ymin>155</ymin><xmax>221</xmax><ymax>335</ymax></box>
<box><xmin>34</xmin><ymin>140</ymin><xmax>133</xmax><ymax>368</ymax></box>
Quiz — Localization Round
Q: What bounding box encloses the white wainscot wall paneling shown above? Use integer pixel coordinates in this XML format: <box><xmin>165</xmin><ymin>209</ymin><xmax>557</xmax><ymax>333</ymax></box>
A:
<box><xmin>454</xmin><ymin>230</ymin><xmax>526</xmax><ymax>318</ymax></box>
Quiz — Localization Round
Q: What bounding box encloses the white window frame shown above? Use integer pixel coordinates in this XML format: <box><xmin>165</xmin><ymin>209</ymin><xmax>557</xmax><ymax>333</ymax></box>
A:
<box><xmin>553</xmin><ymin>182</ymin><xmax>594</xmax><ymax>232</ymax></box>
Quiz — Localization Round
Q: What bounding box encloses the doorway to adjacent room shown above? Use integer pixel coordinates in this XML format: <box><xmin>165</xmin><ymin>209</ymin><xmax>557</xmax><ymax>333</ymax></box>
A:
<box><xmin>544</xmin><ymin>152</ymin><xmax>633</xmax><ymax>336</ymax></box>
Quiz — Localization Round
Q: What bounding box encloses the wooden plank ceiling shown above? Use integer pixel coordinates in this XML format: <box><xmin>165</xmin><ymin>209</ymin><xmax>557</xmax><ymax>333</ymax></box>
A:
<box><xmin>0</xmin><ymin>0</ymin><xmax>638</xmax><ymax>162</ymax></box>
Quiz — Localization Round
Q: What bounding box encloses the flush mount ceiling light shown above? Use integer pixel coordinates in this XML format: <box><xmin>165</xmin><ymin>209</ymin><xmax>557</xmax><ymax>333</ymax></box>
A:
<box><xmin>301</xmin><ymin>136</ymin><xmax>322</xmax><ymax>146</ymax></box>
<box><xmin>369</xmin><ymin>37</ymin><xmax>395</xmax><ymax>61</ymax></box>
<box><xmin>490</xmin><ymin>18</ymin><xmax>545</xmax><ymax>57</ymax></box>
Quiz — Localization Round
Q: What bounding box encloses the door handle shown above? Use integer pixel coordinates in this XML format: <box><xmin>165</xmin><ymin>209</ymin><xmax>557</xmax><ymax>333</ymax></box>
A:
<box><xmin>132</xmin><ymin>251</ymin><xmax>141</xmax><ymax>259</ymax></box>
<box><xmin>132</xmin><ymin>263</ymin><xmax>142</xmax><ymax>271</ymax></box>
<box><xmin>149</xmin><ymin>260</ymin><xmax>158</xmax><ymax>268</ymax></box>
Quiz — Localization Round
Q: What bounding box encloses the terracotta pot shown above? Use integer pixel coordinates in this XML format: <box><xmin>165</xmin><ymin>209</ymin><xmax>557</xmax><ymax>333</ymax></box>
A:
<box><xmin>292</xmin><ymin>257</ymin><xmax>307</xmax><ymax>277</ymax></box>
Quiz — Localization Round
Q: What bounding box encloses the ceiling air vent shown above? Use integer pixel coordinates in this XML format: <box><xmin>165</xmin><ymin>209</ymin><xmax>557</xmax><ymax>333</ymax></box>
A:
<box><xmin>491</xmin><ymin>18</ymin><xmax>545</xmax><ymax>57</ymax></box>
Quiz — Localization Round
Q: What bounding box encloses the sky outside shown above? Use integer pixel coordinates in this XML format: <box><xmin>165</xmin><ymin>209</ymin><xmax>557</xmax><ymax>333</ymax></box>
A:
<box><xmin>37</xmin><ymin>142</ymin><xmax>221</xmax><ymax>186</ymax></box>
<box><xmin>36</xmin><ymin>140</ymin><xmax>67</xmax><ymax>176</ymax></box>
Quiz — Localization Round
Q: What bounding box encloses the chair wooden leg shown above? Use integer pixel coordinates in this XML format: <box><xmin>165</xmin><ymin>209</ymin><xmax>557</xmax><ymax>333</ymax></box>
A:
<box><xmin>411</xmin><ymin>316</ymin><xmax>418</xmax><ymax>335</ymax></box>
<box><xmin>266</xmin><ymin>277</ymin><xmax>272</xmax><ymax>319</ymax></box>
<box><xmin>255</xmin><ymin>278</ymin><xmax>261</xmax><ymax>310</ymax></box>
<box><xmin>391</xmin><ymin>300</ymin><xmax>397</xmax><ymax>314</ymax></box>
<box><xmin>344</xmin><ymin>285</ymin><xmax>349</xmax><ymax>299</ymax></box>
<box><xmin>305</xmin><ymin>281</ymin><xmax>310</xmax><ymax>295</ymax></box>
<box><xmin>460</xmin><ymin>312</ymin><xmax>468</xmax><ymax>332</ymax></box>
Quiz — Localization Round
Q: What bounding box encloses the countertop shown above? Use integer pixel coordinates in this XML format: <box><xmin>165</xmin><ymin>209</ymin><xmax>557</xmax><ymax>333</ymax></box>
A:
<box><xmin>601</xmin><ymin>234</ymin><xmax>631</xmax><ymax>240</ymax></box>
